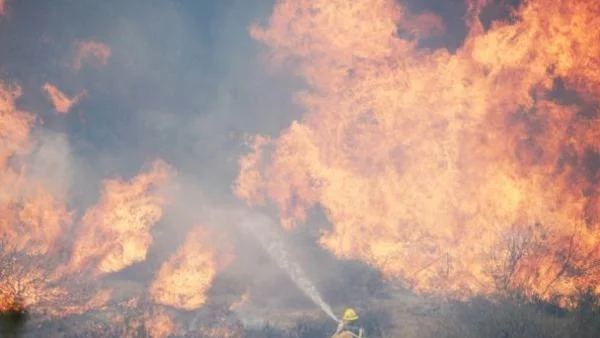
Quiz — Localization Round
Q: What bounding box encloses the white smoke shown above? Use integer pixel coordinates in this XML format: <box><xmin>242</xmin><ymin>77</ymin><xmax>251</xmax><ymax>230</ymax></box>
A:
<box><xmin>238</xmin><ymin>211</ymin><xmax>339</xmax><ymax>323</ymax></box>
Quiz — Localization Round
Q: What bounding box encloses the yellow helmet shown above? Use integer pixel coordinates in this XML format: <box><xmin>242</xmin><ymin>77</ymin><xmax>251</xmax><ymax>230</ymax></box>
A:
<box><xmin>342</xmin><ymin>308</ymin><xmax>359</xmax><ymax>321</ymax></box>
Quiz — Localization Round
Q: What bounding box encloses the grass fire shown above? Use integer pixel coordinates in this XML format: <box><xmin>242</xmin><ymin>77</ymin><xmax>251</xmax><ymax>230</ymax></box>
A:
<box><xmin>1</xmin><ymin>0</ymin><xmax>600</xmax><ymax>337</ymax></box>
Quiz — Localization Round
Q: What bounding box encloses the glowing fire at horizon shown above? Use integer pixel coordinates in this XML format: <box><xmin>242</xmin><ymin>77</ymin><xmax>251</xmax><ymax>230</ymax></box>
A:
<box><xmin>235</xmin><ymin>0</ymin><xmax>600</xmax><ymax>306</ymax></box>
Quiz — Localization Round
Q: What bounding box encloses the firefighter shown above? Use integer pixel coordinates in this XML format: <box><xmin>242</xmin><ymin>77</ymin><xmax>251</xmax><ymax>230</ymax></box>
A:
<box><xmin>331</xmin><ymin>308</ymin><xmax>365</xmax><ymax>338</ymax></box>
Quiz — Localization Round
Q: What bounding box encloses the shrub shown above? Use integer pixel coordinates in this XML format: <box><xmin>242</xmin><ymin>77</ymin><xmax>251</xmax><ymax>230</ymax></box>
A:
<box><xmin>431</xmin><ymin>296</ymin><xmax>570</xmax><ymax>338</ymax></box>
<box><xmin>0</xmin><ymin>303</ymin><xmax>29</xmax><ymax>338</ymax></box>
<box><xmin>567</xmin><ymin>288</ymin><xmax>600</xmax><ymax>338</ymax></box>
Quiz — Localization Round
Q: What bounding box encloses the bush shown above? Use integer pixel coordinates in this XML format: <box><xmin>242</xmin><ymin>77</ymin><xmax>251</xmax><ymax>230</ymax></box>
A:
<box><xmin>286</xmin><ymin>318</ymin><xmax>331</xmax><ymax>338</ymax></box>
<box><xmin>428</xmin><ymin>292</ymin><xmax>600</xmax><ymax>338</ymax></box>
<box><xmin>239</xmin><ymin>309</ymin><xmax>393</xmax><ymax>338</ymax></box>
<box><xmin>242</xmin><ymin>322</ymin><xmax>286</xmax><ymax>338</ymax></box>
<box><xmin>568</xmin><ymin>288</ymin><xmax>600</xmax><ymax>338</ymax></box>
<box><xmin>431</xmin><ymin>296</ymin><xmax>569</xmax><ymax>338</ymax></box>
<box><xmin>321</xmin><ymin>259</ymin><xmax>389</xmax><ymax>306</ymax></box>
<box><xmin>359</xmin><ymin>308</ymin><xmax>394</xmax><ymax>337</ymax></box>
<box><xmin>0</xmin><ymin>304</ymin><xmax>29</xmax><ymax>338</ymax></box>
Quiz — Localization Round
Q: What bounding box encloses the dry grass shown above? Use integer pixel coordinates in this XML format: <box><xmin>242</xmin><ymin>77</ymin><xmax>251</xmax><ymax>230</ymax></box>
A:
<box><xmin>3</xmin><ymin>242</ymin><xmax>600</xmax><ymax>337</ymax></box>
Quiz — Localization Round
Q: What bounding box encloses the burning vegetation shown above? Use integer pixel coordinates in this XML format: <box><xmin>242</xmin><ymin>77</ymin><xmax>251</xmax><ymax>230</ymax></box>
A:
<box><xmin>67</xmin><ymin>159</ymin><xmax>172</xmax><ymax>277</ymax></box>
<box><xmin>236</xmin><ymin>0</ymin><xmax>600</xmax><ymax>308</ymax></box>
<box><xmin>1</xmin><ymin>0</ymin><xmax>600</xmax><ymax>336</ymax></box>
<box><xmin>150</xmin><ymin>226</ymin><xmax>233</xmax><ymax>311</ymax></box>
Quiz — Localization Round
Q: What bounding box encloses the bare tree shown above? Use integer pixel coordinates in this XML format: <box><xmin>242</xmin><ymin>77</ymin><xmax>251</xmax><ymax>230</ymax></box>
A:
<box><xmin>0</xmin><ymin>239</ymin><xmax>32</xmax><ymax>337</ymax></box>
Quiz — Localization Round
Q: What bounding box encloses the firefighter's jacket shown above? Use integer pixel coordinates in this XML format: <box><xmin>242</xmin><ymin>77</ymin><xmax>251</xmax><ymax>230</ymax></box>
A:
<box><xmin>331</xmin><ymin>323</ymin><xmax>365</xmax><ymax>338</ymax></box>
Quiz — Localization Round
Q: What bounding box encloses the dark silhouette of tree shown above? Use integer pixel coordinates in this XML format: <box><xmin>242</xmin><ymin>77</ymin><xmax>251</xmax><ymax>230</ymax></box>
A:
<box><xmin>0</xmin><ymin>304</ymin><xmax>29</xmax><ymax>338</ymax></box>
<box><xmin>0</xmin><ymin>239</ymin><xmax>35</xmax><ymax>338</ymax></box>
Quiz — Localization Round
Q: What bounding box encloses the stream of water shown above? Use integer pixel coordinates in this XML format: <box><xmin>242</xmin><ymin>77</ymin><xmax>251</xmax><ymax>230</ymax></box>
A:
<box><xmin>240</xmin><ymin>213</ymin><xmax>339</xmax><ymax>322</ymax></box>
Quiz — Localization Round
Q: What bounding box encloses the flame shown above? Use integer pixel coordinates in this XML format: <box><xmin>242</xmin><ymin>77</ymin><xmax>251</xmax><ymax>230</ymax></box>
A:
<box><xmin>0</xmin><ymin>254</ymin><xmax>50</xmax><ymax>311</ymax></box>
<box><xmin>0</xmin><ymin>81</ymin><xmax>102</xmax><ymax>315</ymax></box>
<box><xmin>200</xmin><ymin>325</ymin><xmax>242</xmax><ymax>338</ymax></box>
<box><xmin>229</xmin><ymin>289</ymin><xmax>250</xmax><ymax>311</ymax></box>
<box><xmin>0</xmin><ymin>52</ymin><xmax>226</xmax><ymax>330</ymax></box>
<box><xmin>72</xmin><ymin>40</ymin><xmax>112</xmax><ymax>70</ymax></box>
<box><xmin>0</xmin><ymin>82</ymin><xmax>67</xmax><ymax>311</ymax></box>
<box><xmin>150</xmin><ymin>226</ymin><xmax>233</xmax><ymax>310</ymax></box>
<box><xmin>0</xmin><ymin>37</ymin><xmax>234</xmax><ymax>332</ymax></box>
<box><xmin>236</xmin><ymin>0</ymin><xmax>600</xmax><ymax>305</ymax></box>
<box><xmin>197</xmin><ymin>309</ymin><xmax>243</xmax><ymax>338</ymax></box>
<box><xmin>234</xmin><ymin>135</ymin><xmax>271</xmax><ymax>207</ymax></box>
<box><xmin>54</xmin><ymin>288</ymin><xmax>113</xmax><ymax>317</ymax></box>
<box><xmin>67</xmin><ymin>160</ymin><xmax>172</xmax><ymax>277</ymax></box>
<box><xmin>42</xmin><ymin>83</ymin><xmax>86</xmax><ymax>114</ymax></box>
<box><xmin>144</xmin><ymin>309</ymin><xmax>174</xmax><ymax>338</ymax></box>
<box><xmin>0</xmin><ymin>83</ymin><xmax>72</xmax><ymax>255</ymax></box>
<box><xmin>0</xmin><ymin>0</ymin><xmax>5</xmax><ymax>16</ymax></box>
<box><xmin>3</xmin><ymin>187</ymin><xmax>72</xmax><ymax>256</ymax></box>
<box><xmin>0</xmin><ymin>84</ymin><xmax>34</xmax><ymax>167</ymax></box>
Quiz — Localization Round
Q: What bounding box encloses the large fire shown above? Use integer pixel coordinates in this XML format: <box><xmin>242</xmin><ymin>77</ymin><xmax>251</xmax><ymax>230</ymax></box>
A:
<box><xmin>150</xmin><ymin>226</ymin><xmax>233</xmax><ymax>310</ymax></box>
<box><xmin>235</xmin><ymin>0</ymin><xmax>600</xmax><ymax>305</ymax></box>
<box><xmin>3</xmin><ymin>0</ymin><xmax>600</xmax><ymax>335</ymax></box>
<box><xmin>67</xmin><ymin>159</ymin><xmax>172</xmax><ymax>277</ymax></box>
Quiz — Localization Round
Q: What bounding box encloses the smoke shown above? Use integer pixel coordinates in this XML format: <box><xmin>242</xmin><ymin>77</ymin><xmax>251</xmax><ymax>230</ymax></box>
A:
<box><xmin>239</xmin><ymin>212</ymin><xmax>339</xmax><ymax>322</ymax></box>
<box><xmin>26</xmin><ymin>130</ymin><xmax>74</xmax><ymax>195</ymax></box>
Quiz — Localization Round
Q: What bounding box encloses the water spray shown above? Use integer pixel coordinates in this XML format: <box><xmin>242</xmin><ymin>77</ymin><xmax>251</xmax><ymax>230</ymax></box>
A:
<box><xmin>239</xmin><ymin>212</ymin><xmax>339</xmax><ymax>323</ymax></box>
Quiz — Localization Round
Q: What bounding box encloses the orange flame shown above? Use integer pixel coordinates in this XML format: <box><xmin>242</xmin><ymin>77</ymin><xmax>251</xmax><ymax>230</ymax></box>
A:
<box><xmin>0</xmin><ymin>81</ymin><xmax>83</xmax><ymax>313</ymax></box>
<box><xmin>236</xmin><ymin>0</ymin><xmax>600</xmax><ymax>306</ymax></box>
<box><xmin>0</xmin><ymin>82</ymin><xmax>71</xmax><ymax>255</ymax></box>
<box><xmin>0</xmin><ymin>63</ymin><xmax>203</xmax><ymax>324</ymax></box>
<box><xmin>0</xmin><ymin>83</ymin><xmax>35</xmax><ymax>167</ymax></box>
<box><xmin>145</xmin><ymin>309</ymin><xmax>175</xmax><ymax>338</ymax></box>
<box><xmin>4</xmin><ymin>187</ymin><xmax>73</xmax><ymax>255</ymax></box>
<box><xmin>0</xmin><ymin>0</ymin><xmax>5</xmax><ymax>16</ymax></box>
<box><xmin>0</xmin><ymin>83</ymin><xmax>72</xmax><ymax>256</ymax></box>
<box><xmin>42</xmin><ymin>83</ymin><xmax>86</xmax><ymax>114</ymax></box>
<box><xmin>0</xmin><ymin>256</ymin><xmax>48</xmax><ymax>311</ymax></box>
<box><xmin>150</xmin><ymin>226</ymin><xmax>233</xmax><ymax>310</ymax></box>
<box><xmin>0</xmin><ymin>68</ymin><xmax>227</xmax><ymax>327</ymax></box>
<box><xmin>229</xmin><ymin>289</ymin><xmax>250</xmax><ymax>311</ymax></box>
<box><xmin>72</xmin><ymin>40</ymin><xmax>112</xmax><ymax>70</ymax></box>
<box><xmin>68</xmin><ymin>160</ymin><xmax>172</xmax><ymax>277</ymax></box>
<box><xmin>200</xmin><ymin>325</ymin><xmax>242</xmax><ymax>338</ymax></box>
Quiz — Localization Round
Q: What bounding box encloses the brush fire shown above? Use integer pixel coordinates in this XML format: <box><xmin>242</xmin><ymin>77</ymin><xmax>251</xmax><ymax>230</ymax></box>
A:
<box><xmin>236</xmin><ymin>0</ymin><xmax>600</xmax><ymax>308</ymax></box>
<box><xmin>1</xmin><ymin>0</ymin><xmax>600</xmax><ymax>336</ymax></box>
